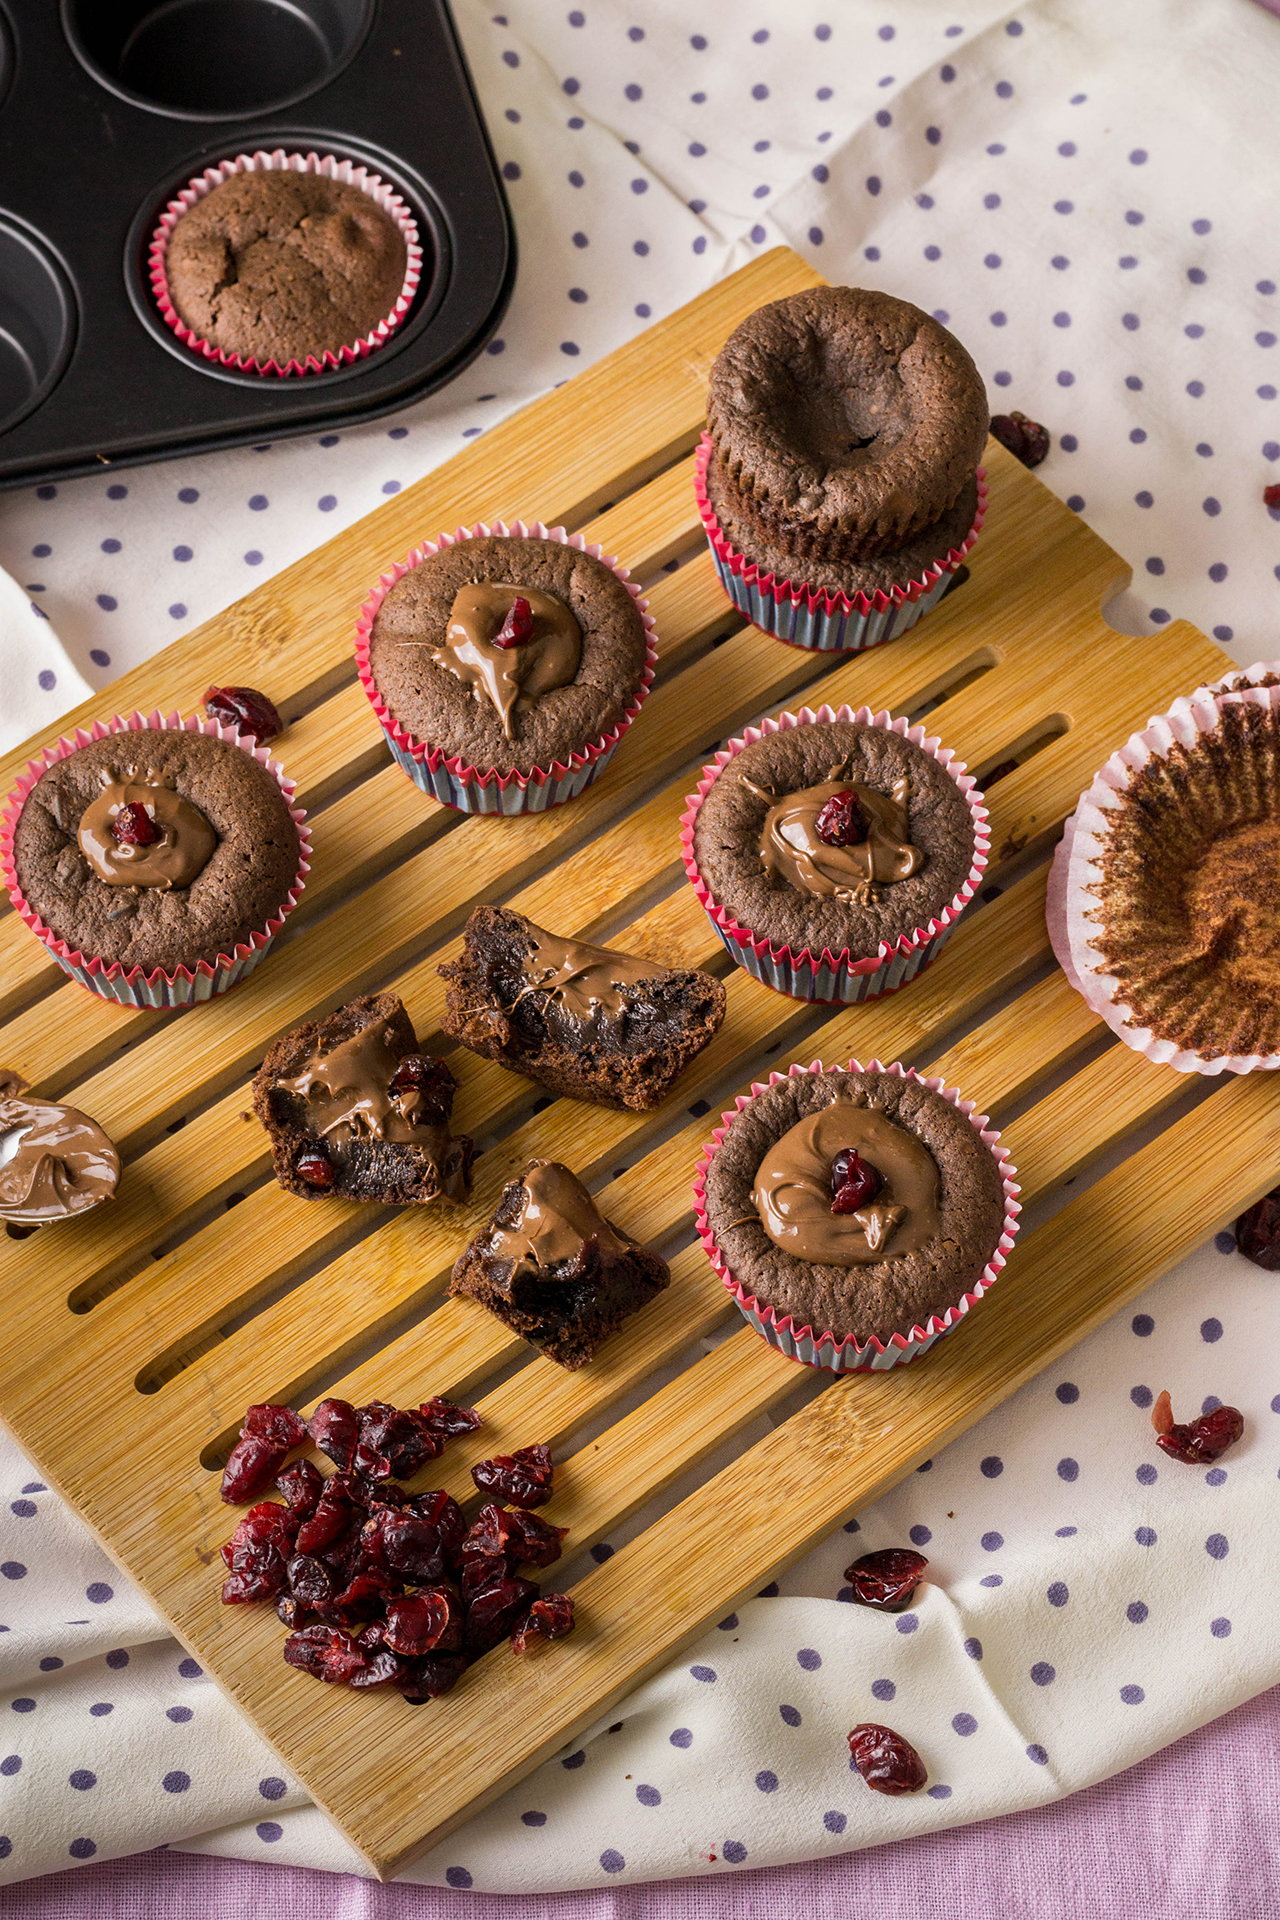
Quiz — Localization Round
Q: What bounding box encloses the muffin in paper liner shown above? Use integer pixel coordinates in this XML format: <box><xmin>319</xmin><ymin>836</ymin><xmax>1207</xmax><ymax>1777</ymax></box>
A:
<box><xmin>1</xmin><ymin>711</ymin><xmax>311</xmax><ymax>1011</ymax></box>
<box><xmin>692</xmin><ymin>1058</ymin><xmax>1021</xmax><ymax>1373</ymax></box>
<box><xmin>355</xmin><ymin>520</ymin><xmax>658</xmax><ymax>815</ymax></box>
<box><xmin>1047</xmin><ymin>660</ymin><xmax>1280</xmax><ymax>1075</ymax></box>
<box><xmin>680</xmin><ymin>703</ymin><xmax>990</xmax><ymax>1004</ymax></box>
<box><xmin>694</xmin><ymin>436</ymin><xmax>987</xmax><ymax>654</ymax></box>
<box><xmin>148</xmin><ymin>150</ymin><xmax>423</xmax><ymax>378</ymax></box>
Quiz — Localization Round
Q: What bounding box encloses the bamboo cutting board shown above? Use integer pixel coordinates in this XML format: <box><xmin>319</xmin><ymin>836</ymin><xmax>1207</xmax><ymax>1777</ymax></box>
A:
<box><xmin>0</xmin><ymin>247</ymin><xmax>1273</xmax><ymax>1880</ymax></box>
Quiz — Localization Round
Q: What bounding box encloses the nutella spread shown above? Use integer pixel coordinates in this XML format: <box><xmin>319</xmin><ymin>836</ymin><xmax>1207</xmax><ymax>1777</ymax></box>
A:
<box><xmin>78</xmin><ymin>767</ymin><xmax>217</xmax><ymax>890</ymax></box>
<box><xmin>485</xmin><ymin>1160</ymin><xmax>634</xmax><ymax>1280</ymax></box>
<box><xmin>511</xmin><ymin>920</ymin><xmax>668</xmax><ymax>1033</ymax></box>
<box><xmin>0</xmin><ymin>1072</ymin><xmax>120</xmax><ymax>1226</ymax></box>
<box><xmin>430</xmin><ymin>583</ymin><xmax>582</xmax><ymax>738</ymax></box>
<box><xmin>748</xmin><ymin>771</ymin><xmax>922</xmax><ymax>907</ymax></box>
<box><xmin>750</xmin><ymin>1094</ymin><xmax>941</xmax><ymax>1265</ymax></box>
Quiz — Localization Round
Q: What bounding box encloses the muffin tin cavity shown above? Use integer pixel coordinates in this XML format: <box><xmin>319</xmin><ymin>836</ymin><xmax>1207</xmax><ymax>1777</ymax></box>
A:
<box><xmin>0</xmin><ymin>220</ymin><xmax>76</xmax><ymax>437</ymax></box>
<box><xmin>2</xmin><ymin>0</ymin><xmax>513</xmax><ymax>486</ymax></box>
<box><xmin>62</xmin><ymin>0</ymin><xmax>372</xmax><ymax>120</ymax></box>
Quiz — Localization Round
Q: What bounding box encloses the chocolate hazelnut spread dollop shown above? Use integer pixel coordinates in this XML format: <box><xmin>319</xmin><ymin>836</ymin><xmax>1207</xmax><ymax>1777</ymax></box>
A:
<box><xmin>77</xmin><ymin>767</ymin><xmax>217</xmax><ymax>890</ymax></box>
<box><xmin>484</xmin><ymin>1160</ymin><xmax>635</xmax><ymax>1278</ymax></box>
<box><xmin>509</xmin><ymin>920</ymin><xmax>670</xmax><ymax>1035</ymax></box>
<box><xmin>752</xmin><ymin>773</ymin><xmax>923</xmax><ymax>907</ymax></box>
<box><xmin>0</xmin><ymin>1073</ymin><xmax>121</xmax><ymax>1226</ymax></box>
<box><xmin>750</xmin><ymin>1095</ymin><xmax>941</xmax><ymax>1265</ymax></box>
<box><xmin>431</xmin><ymin>583</ymin><xmax>582</xmax><ymax>739</ymax></box>
<box><xmin>277</xmin><ymin>1015</ymin><xmax>467</xmax><ymax>1196</ymax></box>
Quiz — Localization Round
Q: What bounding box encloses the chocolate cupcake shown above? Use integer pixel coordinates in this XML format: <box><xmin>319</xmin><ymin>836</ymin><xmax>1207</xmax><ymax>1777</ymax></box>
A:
<box><xmin>2</xmin><ymin>713</ymin><xmax>309</xmax><ymax>1009</ymax></box>
<box><xmin>694</xmin><ymin>1061</ymin><xmax>1019</xmax><ymax>1372</ymax></box>
<box><xmin>150</xmin><ymin>153</ymin><xmax>421</xmax><ymax>377</ymax></box>
<box><xmin>698</xmin><ymin>286</ymin><xmax>988</xmax><ymax>651</ymax></box>
<box><xmin>682</xmin><ymin>707</ymin><xmax>988</xmax><ymax>1003</ymax></box>
<box><xmin>1054</xmin><ymin>665</ymin><xmax>1280</xmax><ymax>1071</ymax></box>
<box><xmin>358</xmin><ymin>522</ymin><xmax>657</xmax><ymax>814</ymax></box>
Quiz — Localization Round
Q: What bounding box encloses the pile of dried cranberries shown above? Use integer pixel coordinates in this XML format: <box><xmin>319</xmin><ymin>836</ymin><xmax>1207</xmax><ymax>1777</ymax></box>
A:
<box><xmin>217</xmin><ymin>1397</ymin><xmax>574</xmax><ymax>1703</ymax></box>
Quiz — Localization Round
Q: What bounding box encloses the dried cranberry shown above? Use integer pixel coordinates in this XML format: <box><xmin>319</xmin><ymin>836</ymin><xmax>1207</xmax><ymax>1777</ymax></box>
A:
<box><xmin>419</xmin><ymin>1397</ymin><xmax>483</xmax><ymax>1438</ymax></box>
<box><xmin>362</xmin><ymin>1507</ymin><xmax>448</xmax><ymax>1582</ymax></box>
<box><xmin>471</xmin><ymin>1443</ymin><xmax>555</xmax><ymax>1509</ymax></box>
<box><xmin>297</xmin><ymin>1149</ymin><xmax>335</xmax><ymax>1192</ymax></box>
<box><xmin>462</xmin><ymin>1552</ymin><xmax>512</xmax><ymax>1603</ymax></box>
<box><xmin>221</xmin><ymin>1565</ymin><xmax>286</xmax><ymax>1605</ymax></box>
<box><xmin>990</xmin><ymin>410</ymin><xmax>1050</xmax><ymax>468</ymax></box>
<box><xmin>830</xmin><ymin>1148</ymin><xmax>883</xmax><ymax>1215</ymax></box>
<box><xmin>400</xmin><ymin>1651</ymin><xmax>469</xmax><ymax>1702</ymax></box>
<box><xmin>1234</xmin><ymin>1187</ymin><xmax>1280</xmax><ymax>1269</ymax></box>
<box><xmin>243</xmin><ymin>1404</ymin><xmax>308</xmax><ymax>1448</ymax></box>
<box><xmin>283</xmin><ymin>1623</ymin><xmax>337</xmax><ymax>1677</ymax></box>
<box><xmin>356</xmin><ymin>1402</ymin><xmax>442</xmax><ymax>1481</ymax></box>
<box><xmin>844</xmin><ymin>1547</ymin><xmax>929</xmax><ymax>1612</ymax></box>
<box><xmin>1266</xmin><ymin>484</ymin><xmax>1280</xmax><ymax>511</ymax></box>
<box><xmin>111</xmin><ymin>800</ymin><xmax>159</xmax><ymax>847</ymax></box>
<box><xmin>221</xmin><ymin>1433</ymin><xmax>289</xmax><ymax>1505</ymax></box>
<box><xmin>275</xmin><ymin>1594</ymin><xmax>308</xmax><ymax>1629</ymax></box>
<box><xmin>813</xmin><ymin>788</ymin><xmax>869</xmax><ymax>849</ymax></box>
<box><xmin>384</xmin><ymin>1591</ymin><xmax>455</xmax><ymax>1657</ymax></box>
<box><xmin>308</xmin><ymin>1400</ymin><xmax>360</xmax><ymax>1471</ymax></box>
<box><xmin>387</xmin><ymin>1056</ymin><xmax>456</xmax><ymax>1126</ymax></box>
<box><xmin>318</xmin><ymin>1636</ymin><xmax>368</xmax><ymax>1686</ymax></box>
<box><xmin>847</xmin><ymin>1723</ymin><xmax>928</xmax><ymax>1795</ymax></box>
<box><xmin>294</xmin><ymin>1479</ymin><xmax>355</xmax><ymax>1555</ymax></box>
<box><xmin>286</xmin><ymin>1553</ymin><xmax>337</xmax><ymax>1606</ymax></box>
<box><xmin>511</xmin><ymin>1593</ymin><xmax>575</xmax><ymax>1653</ymax></box>
<box><xmin>1153</xmin><ymin>1396</ymin><xmax>1244</xmax><ymax>1465</ymax></box>
<box><xmin>500</xmin><ymin>1507</ymin><xmax>568</xmax><ymax>1570</ymax></box>
<box><xmin>465</xmin><ymin>1575</ymin><xmax>540</xmax><ymax>1653</ymax></box>
<box><xmin>329</xmin><ymin>1570</ymin><xmax>397</xmax><ymax>1624</ymax></box>
<box><xmin>408</xmin><ymin>1489</ymin><xmax>466</xmax><ymax>1554</ymax></box>
<box><xmin>204</xmin><ymin>685</ymin><xmax>283</xmax><ymax>744</ymax></box>
<box><xmin>490</xmin><ymin>596</ymin><xmax>535</xmax><ymax>649</ymax></box>
<box><xmin>350</xmin><ymin>1648</ymin><xmax>408</xmax><ymax>1690</ymax></box>
<box><xmin>276</xmin><ymin>1458</ymin><xmax>323</xmax><ymax>1518</ymax></box>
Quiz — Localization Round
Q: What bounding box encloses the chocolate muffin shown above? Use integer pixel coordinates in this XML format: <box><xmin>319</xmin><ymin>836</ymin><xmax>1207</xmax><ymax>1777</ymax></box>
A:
<box><xmin>692</xmin><ymin>720</ymin><xmax>977</xmax><ymax>963</ymax></box>
<box><xmin>165</xmin><ymin>170</ymin><xmax>407</xmax><ymax>367</ymax></box>
<box><xmin>701</xmin><ymin>1068</ymin><xmax>1006</xmax><ymax>1346</ymax></box>
<box><xmin>706</xmin><ymin>286</ymin><xmax>988</xmax><ymax>570</ymax></box>
<box><xmin>368</xmin><ymin>536</ymin><xmax>649</xmax><ymax>778</ymax></box>
<box><xmin>450</xmin><ymin>1159</ymin><xmax>670</xmax><ymax>1367</ymax></box>
<box><xmin>439</xmin><ymin>905</ymin><xmax>726</xmax><ymax>1111</ymax></box>
<box><xmin>253</xmin><ymin>993</ymin><xmax>472</xmax><ymax>1205</ymax></box>
<box><xmin>1089</xmin><ymin>692</ymin><xmax>1280</xmax><ymax>1059</ymax></box>
<box><xmin>11</xmin><ymin>732</ymin><xmax>301</xmax><ymax>975</ymax></box>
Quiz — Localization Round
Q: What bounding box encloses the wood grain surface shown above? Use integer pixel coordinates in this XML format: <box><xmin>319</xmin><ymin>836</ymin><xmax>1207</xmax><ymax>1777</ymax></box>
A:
<box><xmin>0</xmin><ymin>248</ymin><xmax>1262</xmax><ymax>1878</ymax></box>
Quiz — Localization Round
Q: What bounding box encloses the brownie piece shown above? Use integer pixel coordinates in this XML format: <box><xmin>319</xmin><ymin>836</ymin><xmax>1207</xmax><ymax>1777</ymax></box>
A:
<box><xmin>438</xmin><ymin>906</ymin><xmax>726</xmax><ymax>1112</ymax></box>
<box><xmin>702</xmin><ymin>1068</ymin><xmax>1006</xmax><ymax>1346</ymax></box>
<box><xmin>252</xmin><ymin>993</ymin><xmax>472</xmax><ymax>1205</ymax></box>
<box><xmin>706</xmin><ymin>286</ymin><xmax>988</xmax><ymax>562</ymax></box>
<box><xmin>449</xmin><ymin>1159</ymin><xmax>669</xmax><ymax>1367</ymax></box>
<box><xmin>692</xmin><ymin>721</ymin><xmax>975</xmax><ymax>964</ymax></box>
<box><xmin>166</xmin><ymin>170</ymin><xmax>407</xmax><ymax>366</ymax></box>
<box><xmin>368</xmin><ymin>535</ymin><xmax>648</xmax><ymax>777</ymax></box>
<box><xmin>12</xmin><ymin>732</ymin><xmax>301</xmax><ymax>975</ymax></box>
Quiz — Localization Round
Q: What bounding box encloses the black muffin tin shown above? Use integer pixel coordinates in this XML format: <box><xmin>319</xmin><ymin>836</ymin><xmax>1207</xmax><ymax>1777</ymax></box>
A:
<box><xmin>0</xmin><ymin>0</ymin><xmax>515</xmax><ymax>488</ymax></box>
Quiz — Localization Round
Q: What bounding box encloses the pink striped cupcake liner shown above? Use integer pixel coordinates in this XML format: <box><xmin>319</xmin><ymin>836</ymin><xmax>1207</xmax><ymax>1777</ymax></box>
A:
<box><xmin>149</xmin><ymin>150</ymin><xmax>422</xmax><ymax>378</ymax></box>
<box><xmin>694</xmin><ymin>436</ymin><xmax>986</xmax><ymax>653</ymax></box>
<box><xmin>356</xmin><ymin>520</ymin><xmax>658</xmax><ymax>815</ymax></box>
<box><xmin>680</xmin><ymin>704</ymin><xmax>989</xmax><ymax>1003</ymax></box>
<box><xmin>1</xmin><ymin>711</ymin><xmax>311</xmax><ymax>1010</ymax></box>
<box><xmin>693</xmin><ymin>1058</ymin><xmax>1021</xmax><ymax>1373</ymax></box>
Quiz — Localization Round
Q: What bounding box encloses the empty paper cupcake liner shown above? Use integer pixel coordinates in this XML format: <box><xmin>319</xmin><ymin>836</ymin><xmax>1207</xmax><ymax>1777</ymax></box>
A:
<box><xmin>1047</xmin><ymin>661</ymin><xmax>1280</xmax><ymax>1075</ymax></box>
<box><xmin>1</xmin><ymin>711</ymin><xmax>311</xmax><ymax>1010</ymax></box>
<box><xmin>693</xmin><ymin>1058</ymin><xmax>1021</xmax><ymax>1373</ymax></box>
<box><xmin>694</xmin><ymin>437</ymin><xmax>986</xmax><ymax>653</ymax></box>
<box><xmin>355</xmin><ymin>520</ymin><xmax>658</xmax><ymax>815</ymax></box>
<box><xmin>149</xmin><ymin>150</ymin><xmax>423</xmax><ymax>378</ymax></box>
<box><xmin>680</xmin><ymin>703</ymin><xmax>989</xmax><ymax>1003</ymax></box>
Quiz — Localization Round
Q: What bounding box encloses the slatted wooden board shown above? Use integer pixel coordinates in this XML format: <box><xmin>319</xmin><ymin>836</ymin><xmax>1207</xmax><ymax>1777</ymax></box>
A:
<box><xmin>0</xmin><ymin>247</ymin><xmax>1273</xmax><ymax>1880</ymax></box>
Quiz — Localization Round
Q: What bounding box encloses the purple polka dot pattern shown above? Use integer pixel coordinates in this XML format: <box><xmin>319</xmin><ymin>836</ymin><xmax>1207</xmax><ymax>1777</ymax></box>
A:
<box><xmin>755</xmin><ymin>1770</ymin><xmax>778</xmax><ymax>1793</ymax></box>
<box><xmin>256</xmin><ymin>1823</ymin><xmax>282</xmax><ymax>1843</ymax></box>
<box><xmin>521</xmin><ymin>1810</ymin><xmax>547</xmax><ymax>1827</ymax></box>
<box><xmin>796</xmin><ymin>1647</ymin><xmax>821</xmax><ymax>1670</ymax></box>
<box><xmin>599</xmin><ymin>1849</ymin><xmax>625</xmax><ymax>1874</ymax></box>
<box><xmin>1030</xmin><ymin>1662</ymin><xmax>1056</xmax><ymax>1687</ymax></box>
<box><xmin>870</xmin><ymin>1678</ymin><xmax>896</xmax><ymax>1702</ymax></box>
<box><xmin>780</xmin><ymin>1704</ymin><xmax>801</xmax><ymax>1727</ymax></box>
<box><xmin>723</xmin><ymin>1840</ymin><xmax>748</xmax><ymax>1863</ymax></box>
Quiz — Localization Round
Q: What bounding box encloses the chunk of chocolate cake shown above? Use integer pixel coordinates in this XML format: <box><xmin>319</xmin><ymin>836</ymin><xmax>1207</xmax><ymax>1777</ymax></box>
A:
<box><xmin>438</xmin><ymin>906</ymin><xmax>726</xmax><ymax>1112</ymax></box>
<box><xmin>252</xmin><ymin>993</ymin><xmax>472</xmax><ymax>1205</ymax></box>
<box><xmin>449</xmin><ymin>1159</ymin><xmax>670</xmax><ymax>1367</ymax></box>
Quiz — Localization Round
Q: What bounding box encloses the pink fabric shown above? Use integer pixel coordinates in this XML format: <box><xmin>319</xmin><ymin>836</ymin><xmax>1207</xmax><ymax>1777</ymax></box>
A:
<box><xmin>6</xmin><ymin>1684</ymin><xmax>1278</xmax><ymax>1919</ymax></box>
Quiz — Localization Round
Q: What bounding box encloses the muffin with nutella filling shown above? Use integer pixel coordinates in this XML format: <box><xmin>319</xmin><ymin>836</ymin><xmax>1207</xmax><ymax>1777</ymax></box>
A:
<box><xmin>685</xmin><ymin>712</ymin><xmax>986</xmax><ymax>1002</ymax></box>
<box><xmin>697</xmin><ymin>286</ymin><xmax>988</xmax><ymax>652</ymax></box>
<box><xmin>359</xmin><ymin>529</ymin><xmax>655</xmax><ymax>812</ymax></box>
<box><xmin>697</xmin><ymin>1064</ymin><xmax>1016</xmax><ymax>1369</ymax></box>
<box><xmin>6</xmin><ymin>726</ymin><xmax>304</xmax><ymax>993</ymax></box>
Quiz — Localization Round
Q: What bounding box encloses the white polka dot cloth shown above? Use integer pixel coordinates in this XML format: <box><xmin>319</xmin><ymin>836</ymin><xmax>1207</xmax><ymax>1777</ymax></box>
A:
<box><xmin>1</xmin><ymin>0</ymin><xmax>1279</xmax><ymax>1892</ymax></box>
